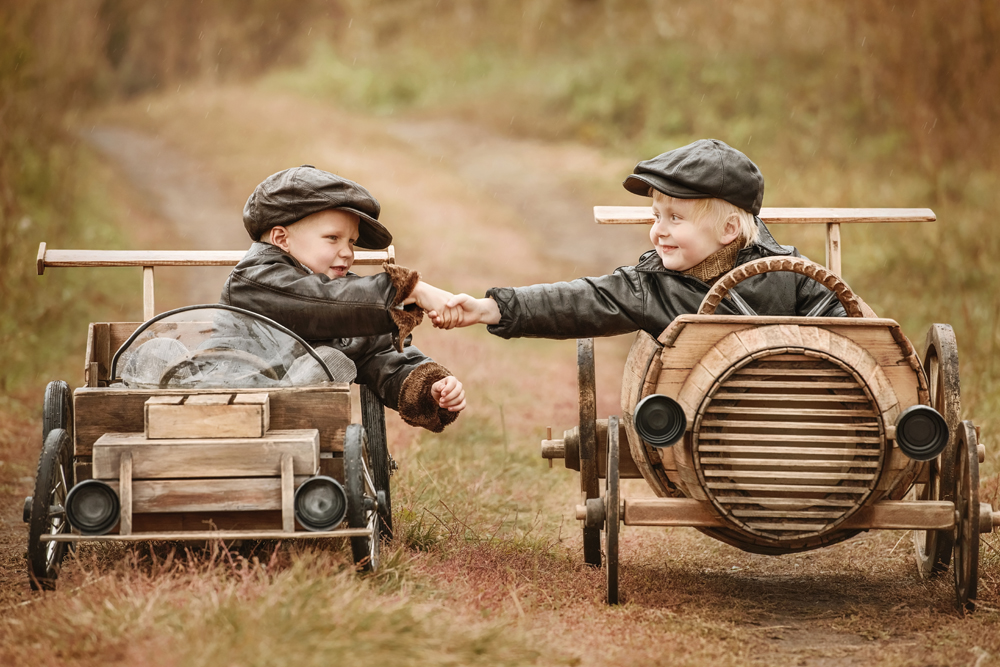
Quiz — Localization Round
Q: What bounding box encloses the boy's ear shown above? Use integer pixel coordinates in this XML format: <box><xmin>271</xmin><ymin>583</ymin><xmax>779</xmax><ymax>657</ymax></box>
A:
<box><xmin>719</xmin><ymin>214</ymin><xmax>741</xmax><ymax>245</ymax></box>
<box><xmin>268</xmin><ymin>226</ymin><xmax>290</xmax><ymax>251</ymax></box>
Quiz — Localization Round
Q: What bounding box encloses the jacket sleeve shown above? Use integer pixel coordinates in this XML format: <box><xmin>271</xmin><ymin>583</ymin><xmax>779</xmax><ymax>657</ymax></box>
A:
<box><xmin>224</xmin><ymin>259</ymin><xmax>423</xmax><ymax>342</ymax></box>
<box><xmin>485</xmin><ymin>268</ymin><xmax>648</xmax><ymax>339</ymax></box>
<box><xmin>352</xmin><ymin>337</ymin><xmax>458</xmax><ymax>432</ymax></box>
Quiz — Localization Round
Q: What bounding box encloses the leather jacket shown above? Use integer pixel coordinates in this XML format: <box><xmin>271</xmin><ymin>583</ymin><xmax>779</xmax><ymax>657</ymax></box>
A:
<box><xmin>486</xmin><ymin>219</ymin><xmax>846</xmax><ymax>340</ymax></box>
<box><xmin>219</xmin><ymin>243</ymin><xmax>455</xmax><ymax>430</ymax></box>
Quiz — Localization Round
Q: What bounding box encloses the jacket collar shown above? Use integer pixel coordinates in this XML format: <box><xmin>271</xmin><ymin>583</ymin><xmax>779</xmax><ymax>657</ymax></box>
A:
<box><xmin>239</xmin><ymin>242</ymin><xmax>359</xmax><ymax>277</ymax></box>
<box><xmin>636</xmin><ymin>217</ymin><xmax>791</xmax><ymax>273</ymax></box>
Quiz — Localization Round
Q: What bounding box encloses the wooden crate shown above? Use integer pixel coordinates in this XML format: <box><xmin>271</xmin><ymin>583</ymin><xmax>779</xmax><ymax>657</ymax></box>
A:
<box><xmin>145</xmin><ymin>393</ymin><xmax>270</xmax><ymax>439</ymax></box>
<box><xmin>92</xmin><ymin>429</ymin><xmax>319</xmax><ymax>479</ymax></box>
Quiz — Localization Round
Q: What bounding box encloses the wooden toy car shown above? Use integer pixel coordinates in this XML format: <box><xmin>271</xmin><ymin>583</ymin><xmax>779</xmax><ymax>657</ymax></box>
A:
<box><xmin>24</xmin><ymin>245</ymin><xmax>398</xmax><ymax>589</ymax></box>
<box><xmin>540</xmin><ymin>207</ymin><xmax>994</xmax><ymax>610</ymax></box>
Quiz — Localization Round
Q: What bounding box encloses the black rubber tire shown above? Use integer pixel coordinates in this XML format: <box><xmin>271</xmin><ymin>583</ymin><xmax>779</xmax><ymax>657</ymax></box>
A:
<box><xmin>361</xmin><ymin>385</ymin><xmax>393</xmax><ymax>539</ymax></box>
<box><xmin>344</xmin><ymin>424</ymin><xmax>380</xmax><ymax>572</ymax></box>
<box><xmin>27</xmin><ymin>428</ymin><xmax>73</xmax><ymax>590</ymax></box>
<box><xmin>43</xmin><ymin>381</ymin><xmax>73</xmax><ymax>442</ymax></box>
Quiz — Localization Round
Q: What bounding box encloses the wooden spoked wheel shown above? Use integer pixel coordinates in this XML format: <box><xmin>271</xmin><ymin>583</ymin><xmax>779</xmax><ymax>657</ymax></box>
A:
<box><xmin>578</xmin><ymin>339</ymin><xmax>602</xmax><ymax>566</ymax></box>
<box><xmin>913</xmin><ymin>324</ymin><xmax>961</xmax><ymax>576</ymax></box>
<box><xmin>605</xmin><ymin>415</ymin><xmax>621</xmax><ymax>605</ymax></box>
<box><xmin>953</xmin><ymin>420</ymin><xmax>980</xmax><ymax>612</ymax></box>
<box><xmin>697</xmin><ymin>256</ymin><xmax>865</xmax><ymax>317</ymax></box>
<box><xmin>344</xmin><ymin>424</ymin><xmax>380</xmax><ymax>573</ymax></box>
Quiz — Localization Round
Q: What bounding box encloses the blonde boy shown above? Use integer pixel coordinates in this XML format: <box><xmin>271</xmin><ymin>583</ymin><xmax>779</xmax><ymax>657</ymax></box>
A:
<box><xmin>432</xmin><ymin>139</ymin><xmax>844</xmax><ymax>336</ymax></box>
<box><xmin>221</xmin><ymin>165</ymin><xmax>464</xmax><ymax>432</ymax></box>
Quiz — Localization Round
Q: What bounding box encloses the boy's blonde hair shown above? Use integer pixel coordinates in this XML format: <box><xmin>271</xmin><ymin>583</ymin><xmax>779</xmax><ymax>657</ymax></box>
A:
<box><xmin>652</xmin><ymin>190</ymin><xmax>759</xmax><ymax>247</ymax></box>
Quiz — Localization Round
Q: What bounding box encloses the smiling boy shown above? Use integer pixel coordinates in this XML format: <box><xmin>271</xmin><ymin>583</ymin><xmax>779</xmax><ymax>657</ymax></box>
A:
<box><xmin>432</xmin><ymin>139</ymin><xmax>844</xmax><ymax>337</ymax></box>
<box><xmin>220</xmin><ymin>165</ymin><xmax>464</xmax><ymax>432</ymax></box>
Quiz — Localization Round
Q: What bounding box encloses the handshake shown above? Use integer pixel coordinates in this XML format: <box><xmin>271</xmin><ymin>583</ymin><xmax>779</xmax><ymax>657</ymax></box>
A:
<box><xmin>404</xmin><ymin>282</ymin><xmax>501</xmax><ymax>330</ymax></box>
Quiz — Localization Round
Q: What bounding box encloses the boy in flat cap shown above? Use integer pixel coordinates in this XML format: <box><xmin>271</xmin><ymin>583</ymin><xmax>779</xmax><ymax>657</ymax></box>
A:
<box><xmin>220</xmin><ymin>165</ymin><xmax>464</xmax><ymax>432</ymax></box>
<box><xmin>432</xmin><ymin>139</ymin><xmax>845</xmax><ymax>337</ymax></box>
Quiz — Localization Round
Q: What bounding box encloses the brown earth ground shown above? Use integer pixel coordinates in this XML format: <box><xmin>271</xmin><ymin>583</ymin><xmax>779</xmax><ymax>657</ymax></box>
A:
<box><xmin>3</xmin><ymin>85</ymin><xmax>1000</xmax><ymax>666</ymax></box>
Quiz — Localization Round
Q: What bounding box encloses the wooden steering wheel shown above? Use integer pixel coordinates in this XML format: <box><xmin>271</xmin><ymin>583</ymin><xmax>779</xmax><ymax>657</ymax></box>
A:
<box><xmin>696</xmin><ymin>256</ymin><xmax>866</xmax><ymax>318</ymax></box>
<box><xmin>158</xmin><ymin>348</ymin><xmax>279</xmax><ymax>388</ymax></box>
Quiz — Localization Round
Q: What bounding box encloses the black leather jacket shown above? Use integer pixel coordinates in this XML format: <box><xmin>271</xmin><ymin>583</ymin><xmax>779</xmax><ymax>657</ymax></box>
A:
<box><xmin>219</xmin><ymin>242</ymin><xmax>431</xmax><ymax>412</ymax></box>
<box><xmin>486</xmin><ymin>219</ymin><xmax>846</xmax><ymax>340</ymax></box>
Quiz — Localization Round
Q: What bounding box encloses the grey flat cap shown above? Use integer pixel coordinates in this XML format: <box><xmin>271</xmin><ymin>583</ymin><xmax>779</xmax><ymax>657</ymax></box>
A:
<box><xmin>243</xmin><ymin>165</ymin><xmax>392</xmax><ymax>250</ymax></box>
<box><xmin>623</xmin><ymin>139</ymin><xmax>764</xmax><ymax>215</ymax></box>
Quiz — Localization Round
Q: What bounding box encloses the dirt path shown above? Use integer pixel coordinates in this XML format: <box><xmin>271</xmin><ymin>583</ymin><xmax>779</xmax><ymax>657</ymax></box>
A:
<box><xmin>4</xmin><ymin>85</ymin><xmax>994</xmax><ymax>666</ymax></box>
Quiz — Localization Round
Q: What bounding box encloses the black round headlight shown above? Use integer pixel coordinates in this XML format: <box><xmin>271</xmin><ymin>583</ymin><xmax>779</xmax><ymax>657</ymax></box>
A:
<box><xmin>294</xmin><ymin>476</ymin><xmax>348</xmax><ymax>531</ymax></box>
<box><xmin>66</xmin><ymin>480</ymin><xmax>120</xmax><ymax>535</ymax></box>
<box><xmin>634</xmin><ymin>394</ymin><xmax>686</xmax><ymax>448</ymax></box>
<box><xmin>895</xmin><ymin>405</ymin><xmax>949</xmax><ymax>461</ymax></box>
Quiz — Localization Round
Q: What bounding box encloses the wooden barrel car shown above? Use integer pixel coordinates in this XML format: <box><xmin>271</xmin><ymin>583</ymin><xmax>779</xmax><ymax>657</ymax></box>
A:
<box><xmin>541</xmin><ymin>208</ymin><xmax>994</xmax><ymax>609</ymax></box>
<box><xmin>24</xmin><ymin>246</ymin><xmax>399</xmax><ymax>590</ymax></box>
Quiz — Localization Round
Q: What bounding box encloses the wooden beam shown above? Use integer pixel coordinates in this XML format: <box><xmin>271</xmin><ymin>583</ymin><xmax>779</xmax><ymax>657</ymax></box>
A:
<box><xmin>595</xmin><ymin>207</ymin><xmax>936</xmax><ymax>225</ymax></box>
<box><xmin>92</xmin><ymin>429</ymin><xmax>320</xmax><ymax>479</ymax></box>
<box><xmin>825</xmin><ymin>222</ymin><xmax>842</xmax><ymax>276</ymax></box>
<box><xmin>622</xmin><ymin>498</ymin><xmax>721</xmax><ymax>527</ymax></box>
<box><xmin>119</xmin><ymin>451</ymin><xmax>133</xmax><ymax>536</ymax></box>
<box><xmin>142</xmin><ymin>266</ymin><xmax>155</xmax><ymax>320</ymax></box>
<box><xmin>281</xmin><ymin>453</ymin><xmax>295</xmax><ymax>532</ymax></box>
<box><xmin>622</xmin><ymin>498</ymin><xmax>954</xmax><ymax>529</ymax></box>
<box><xmin>37</xmin><ymin>245</ymin><xmax>394</xmax><ymax>269</ymax></box>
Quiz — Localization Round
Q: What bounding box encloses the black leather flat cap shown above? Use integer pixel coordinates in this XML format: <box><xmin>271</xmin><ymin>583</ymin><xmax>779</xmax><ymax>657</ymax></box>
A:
<box><xmin>623</xmin><ymin>139</ymin><xmax>764</xmax><ymax>215</ymax></box>
<box><xmin>243</xmin><ymin>166</ymin><xmax>392</xmax><ymax>249</ymax></box>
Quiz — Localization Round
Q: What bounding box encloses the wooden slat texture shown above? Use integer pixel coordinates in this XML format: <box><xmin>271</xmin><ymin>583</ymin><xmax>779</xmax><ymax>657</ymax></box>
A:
<box><xmin>74</xmin><ymin>386</ymin><xmax>350</xmax><ymax>456</ymax></box>
<box><xmin>703</xmin><ymin>433</ymin><xmax>882</xmax><ymax>443</ymax></box>
<box><xmin>704</xmin><ymin>406</ymin><xmax>877</xmax><ymax>417</ymax></box>
<box><xmin>700</xmin><ymin>457</ymin><xmax>880</xmax><ymax>468</ymax></box>
<box><xmin>714</xmin><ymin>496</ymin><xmax>857</xmax><ymax>507</ymax></box>
<box><xmin>709</xmin><ymin>392</ymin><xmax>869</xmax><ymax>403</ymax></box>
<box><xmin>38</xmin><ymin>245</ymin><xmax>394</xmax><ymax>273</ymax></box>
<box><xmin>720</xmin><ymin>380</ymin><xmax>858</xmax><ymax>389</ymax></box>
<box><xmin>145</xmin><ymin>393</ymin><xmax>270</xmax><ymax>439</ymax></box>
<box><xmin>698</xmin><ymin>445</ymin><xmax>879</xmax><ymax>456</ymax></box>
<box><xmin>701</xmin><ymin>470</ymin><xmax>876</xmax><ymax>481</ymax></box>
<box><xmin>92</xmin><ymin>429</ymin><xmax>319</xmax><ymax>479</ymax></box>
<box><xmin>40</xmin><ymin>528</ymin><xmax>372</xmax><ymax>542</ymax></box>
<box><xmin>705</xmin><ymin>482</ymin><xmax>869</xmax><ymax>493</ymax></box>
<box><xmin>700</xmin><ymin>419</ymin><xmax>878</xmax><ymax>430</ymax></box>
<box><xmin>109</xmin><ymin>477</ymin><xmax>313</xmax><ymax>513</ymax></box>
<box><xmin>595</xmin><ymin>206</ymin><xmax>936</xmax><ymax>225</ymax></box>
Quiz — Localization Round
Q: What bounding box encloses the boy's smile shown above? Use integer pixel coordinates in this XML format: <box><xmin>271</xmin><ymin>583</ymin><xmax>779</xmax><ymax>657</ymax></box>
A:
<box><xmin>270</xmin><ymin>209</ymin><xmax>360</xmax><ymax>280</ymax></box>
<box><xmin>649</xmin><ymin>194</ymin><xmax>729</xmax><ymax>273</ymax></box>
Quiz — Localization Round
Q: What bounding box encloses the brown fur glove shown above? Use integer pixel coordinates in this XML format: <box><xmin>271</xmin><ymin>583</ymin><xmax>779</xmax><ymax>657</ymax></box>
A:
<box><xmin>397</xmin><ymin>362</ymin><xmax>459</xmax><ymax>433</ymax></box>
<box><xmin>383</xmin><ymin>262</ymin><xmax>424</xmax><ymax>352</ymax></box>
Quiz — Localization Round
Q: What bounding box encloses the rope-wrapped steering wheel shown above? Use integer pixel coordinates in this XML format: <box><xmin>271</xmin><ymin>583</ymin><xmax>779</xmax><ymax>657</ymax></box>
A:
<box><xmin>696</xmin><ymin>256</ymin><xmax>865</xmax><ymax>318</ymax></box>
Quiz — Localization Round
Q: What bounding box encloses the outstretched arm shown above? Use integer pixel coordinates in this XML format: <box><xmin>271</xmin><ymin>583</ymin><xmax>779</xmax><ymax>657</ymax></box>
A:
<box><xmin>428</xmin><ymin>294</ymin><xmax>500</xmax><ymax>329</ymax></box>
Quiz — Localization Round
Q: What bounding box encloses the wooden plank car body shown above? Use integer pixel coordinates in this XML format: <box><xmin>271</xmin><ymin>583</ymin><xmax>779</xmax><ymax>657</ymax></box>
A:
<box><xmin>541</xmin><ymin>207</ymin><xmax>993</xmax><ymax>609</ymax></box>
<box><xmin>25</xmin><ymin>247</ymin><xmax>397</xmax><ymax>589</ymax></box>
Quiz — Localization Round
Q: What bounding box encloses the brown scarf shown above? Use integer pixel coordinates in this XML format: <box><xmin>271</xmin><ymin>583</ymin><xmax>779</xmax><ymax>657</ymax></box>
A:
<box><xmin>681</xmin><ymin>239</ymin><xmax>742</xmax><ymax>284</ymax></box>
